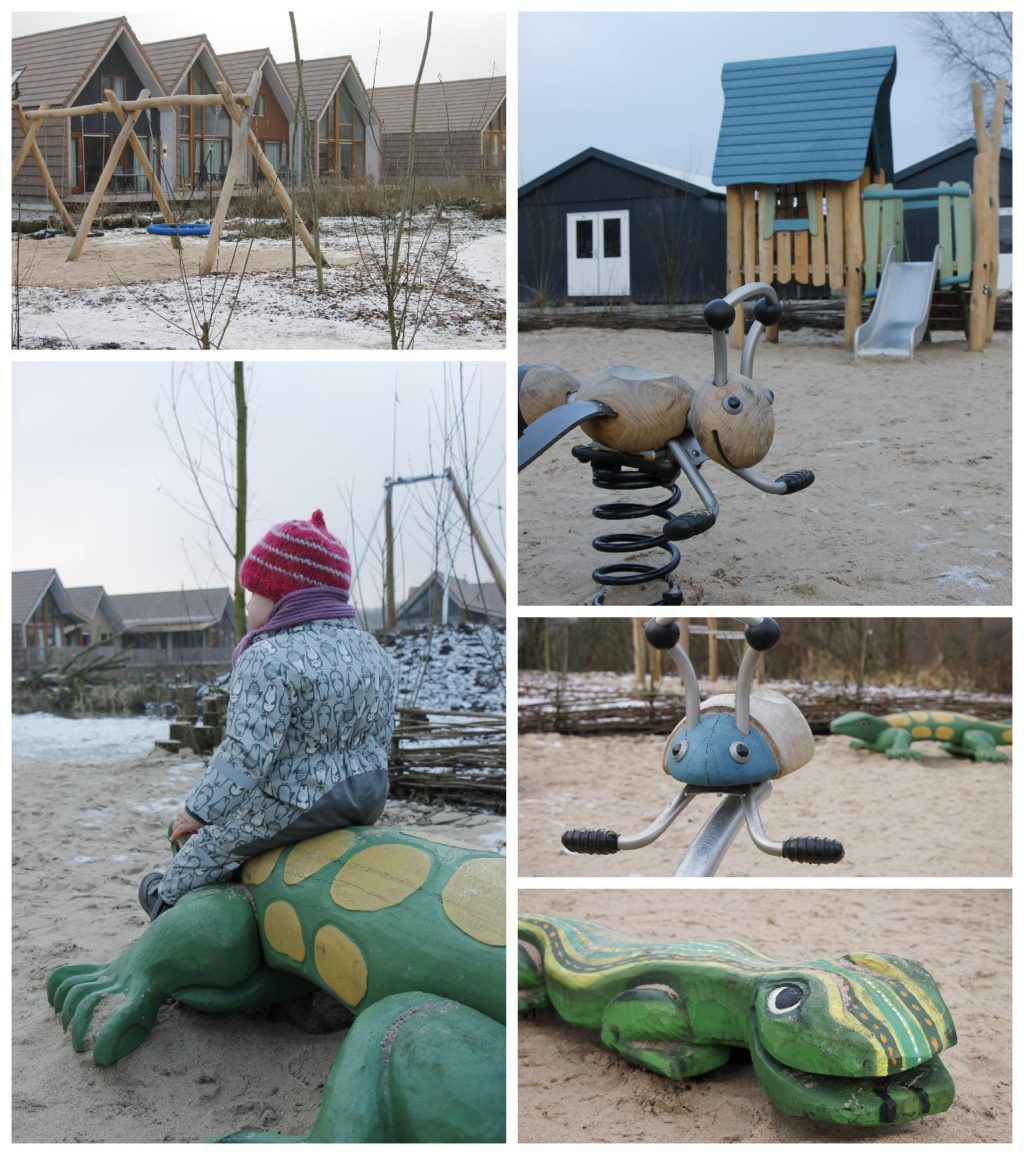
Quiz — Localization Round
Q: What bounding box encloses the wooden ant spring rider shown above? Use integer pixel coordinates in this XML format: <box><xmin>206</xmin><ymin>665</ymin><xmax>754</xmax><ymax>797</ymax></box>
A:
<box><xmin>518</xmin><ymin>283</ymin><xmax>814</xmax><ymax>604</ymax></box>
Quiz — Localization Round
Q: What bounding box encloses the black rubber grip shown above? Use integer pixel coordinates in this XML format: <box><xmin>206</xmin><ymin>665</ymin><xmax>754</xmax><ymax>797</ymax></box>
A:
<box><xmin>562</xmin><ymin>829</ymin><xmax>620</xmax><ymax>854</ymax></box>
<box><xmin>704</xmin><ymin>299</ymin><xmax>736</xmax><ymax>331</ymax></box>
<box><xmin>781</xmin><ymin>837</ymin><xmax>844</xmax><ymax>864</ymax></box>
<box><xmin>744</xmin><ymin>618</ymin><xmax>780</xmax><ymax>652</ymax></box>
<box><xmin>775</xmin><ymin>469</ymin><xmax>815</xmax><ymax>494</ymax></box>
<box><xmin>664</xmin><ymin>510</ymin><xmax>717</xmax><ymax>541</ymax></box>
<box><xmin>753</xmin><ymin>297</ymin><xmax>783</xmax><ymax>327</ymax></box>
<box><xmin>644</xmin><ymin>620</ymin><xmax>681</xmax><ymax>650</ymax></box>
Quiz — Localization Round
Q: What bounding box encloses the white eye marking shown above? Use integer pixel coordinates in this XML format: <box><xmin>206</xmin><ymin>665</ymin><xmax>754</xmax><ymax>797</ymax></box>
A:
<box><xmin>767</xmin><ymin>984</ymin><xmax>804</xmax><ymax>1014</ymax></box>
<box><xmin>729</xmin><ymin>740</ymin><xmax>751</xmax><ymax>763</ymax></box>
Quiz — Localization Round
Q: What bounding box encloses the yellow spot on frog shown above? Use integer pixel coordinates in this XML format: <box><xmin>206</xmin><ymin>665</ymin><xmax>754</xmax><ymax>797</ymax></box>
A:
<box><xmin>330</xmin><ymin>845</ymin><xmax>432</xmax><ymax>911</ymax></box>
<box><xmin>909</xmin><ymin>711</ymin><xmax>930</xmax><ymax>723</ymax></box>
<box><xmin>932</xmin><ymin>711</ymin><xmax>955</xmax><ymax>723</ymax></box>
<box><xmin>406</xmin><ymin>829</ymin><xmax>484</xmax><ymax>851</ymax></box>
<box><xmin>314</xmin><ymin>925</ymin><xmax>368</xmax><ymax>1007</ymax></box>
<box><xmin>889</xmin><ymin>714</ymin><xmax>911</xmax><ymax>728</ymax></box>
<box><xmin>911</xmin><ymin>726</ymin><xmax>932</xmax><ymax>739</ymax></box>
<box><xmin>935</xmin><ymin>726</ymin><xmax>954</xmax><ymax>741</ymax></box>
<box><xmin>441</xmin><ymin>857</ymin><xmax>505</xmax><ymax>946</ymax></box>
<box><xmin>283</xmin><ymin>830</ymin><xmax>357</xmax><ymax>885</ymax></box>
<box><xmin>264</xmin><ymin>900</ymin><xmax>305</xmax><ymax>962</ymax></box>
<box><xmin>1002</xmin><ymin>729</ymin><xmax>1012</xmax><ymax>743</ymax></box>
<box><xmin>241</xmin><ymin>847</ymin><xmax>283</xmax><ymax>887</ymax></box>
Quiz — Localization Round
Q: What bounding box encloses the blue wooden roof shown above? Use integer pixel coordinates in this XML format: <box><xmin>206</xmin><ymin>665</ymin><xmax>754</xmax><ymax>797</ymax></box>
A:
<box><xmin>713</xmin><ymin>46</ymin><xmax>897</xmax><ymax>186</ymax></box>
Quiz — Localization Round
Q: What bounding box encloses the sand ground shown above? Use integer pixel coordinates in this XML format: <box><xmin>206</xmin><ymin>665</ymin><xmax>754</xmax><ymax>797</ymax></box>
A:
<box><xmin>12</xmin><ymin>748</ymin><xmax>504</xmax><ymax>1142</ymax></box>
<box><xmin>518</xmin><ymin>732</ymin><xmax>1011</xmax><ymax>878</ymax></box>
<box><xmin>518</xmin><ymin>328</ymin><xmax>1011</xmax><ymax>606</ymax></box>
<box><xmin>517</xmin><ymin>888</ymin><xmax>1011</xmax><ymax>1143</ymax></box>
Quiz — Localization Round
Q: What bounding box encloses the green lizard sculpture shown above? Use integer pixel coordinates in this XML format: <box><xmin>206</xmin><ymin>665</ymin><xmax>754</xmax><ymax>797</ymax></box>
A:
<box><xmin>47</xmin><ymin>827</ymin><xmax>505</xmax><ymax>1143</ymax></box>
<box><xmin>519</xmin><ymin>913</ymin><xmax>956</xmax><ymax>1127</ymax></box>
<box><xmin>830</xmin><ymin>710</ymin><xmax>1011</xmax><ymax>762</ymax></box>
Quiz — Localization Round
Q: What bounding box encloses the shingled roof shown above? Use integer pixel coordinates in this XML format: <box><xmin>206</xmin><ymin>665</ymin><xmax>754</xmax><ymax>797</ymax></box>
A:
<box><xmin>12</xmin><ymin>569</ymin><xmax>85</xmax><ymax>626</ymax></box>
<box><xmin>12</xmin><ymin>16</ymin><xmax>165</xmax><ymax>108</ymax></box>
<box><xmin>278</xmin><ymin>55</ymin><xmax>361</xmax><ymax>119</ymax></box>
<box><xmin>713</xmin><ymin>46</ymin><xmax>897</xmax><ymax>187</ymax></box>
<box><xmin>142</xmin><ymin>34</ymin><xmax>226</xmax><ymax>94</ymax></box>
<box><xmin>108</xmin><ymin>587</ymin><xmax>232</xmax><ymax>632</ymax></box>
<box><xmin>66</xmin><ymin>585</ymin><xmax>125</xmax><ymax>633</ymax></box>
<box><xmin>372</xmin><ymin>75</ymin><xmax>505</xmax><ymax>135</ymax></box>
<box><xmin>218</xmin><ymin>48</ymin><xmax>294</xmax><ymax>115</ymax></box>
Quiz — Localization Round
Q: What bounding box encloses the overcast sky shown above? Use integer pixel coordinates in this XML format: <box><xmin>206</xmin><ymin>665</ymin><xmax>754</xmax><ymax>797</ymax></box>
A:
<box><xmin>11</xmin><ymin>8</ymin><xmax>506</xmax><ymax>88</ymax></box>
<box><xmin>519</xmin><ymin>11</ymin><xmax>994</xmax><ymax>186</ymax></box>
<box><xmin>12</xmin><ymin>361</ymin><xmax>505</xmax><ymax>612</ymax></box>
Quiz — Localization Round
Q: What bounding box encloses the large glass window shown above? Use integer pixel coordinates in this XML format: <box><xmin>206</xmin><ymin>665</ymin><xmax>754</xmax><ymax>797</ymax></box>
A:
<box><xmin>178</xmin><ymin>64</ymin><xmax>231</xmax><ymax>186</ymax></box>
<box><xmin>482</xmin><ymin>101</ymin><xmax>505</xmax><ymax>170</ymax></box>
<box><xmin>318</xmin><ymin>81</ymin><xmax>365</xmax><ymax>179</ymax></box>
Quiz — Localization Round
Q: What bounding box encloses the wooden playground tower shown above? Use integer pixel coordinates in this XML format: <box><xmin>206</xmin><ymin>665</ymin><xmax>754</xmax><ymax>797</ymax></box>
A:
<box><xmin>12</xmin><ymin>66</ymin><xmax>318</xmax><ymax>274</ymax></box>
<box><xmin>714</xmin><ymin>44</ymin><xmax>1005</xmax><ymax>352</ymax></box>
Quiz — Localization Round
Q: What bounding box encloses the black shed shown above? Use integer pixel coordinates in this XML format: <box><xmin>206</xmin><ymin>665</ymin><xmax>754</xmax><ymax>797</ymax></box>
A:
<box><xmin>518</xmin><ymin>147</ymin><xmax>727</xmax><ymax>306</ymax></box>
<box><xmin>894</xmin><ymin>138</ymin><xmax>1012</xmax><ymax>268</ymax></box>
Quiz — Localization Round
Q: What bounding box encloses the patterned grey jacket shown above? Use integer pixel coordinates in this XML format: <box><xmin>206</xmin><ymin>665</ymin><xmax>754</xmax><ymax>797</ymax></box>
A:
<box><xmin>185</xmin><ymin>619</ymin><xmax>397</xmax><ymax>825</ymax></box>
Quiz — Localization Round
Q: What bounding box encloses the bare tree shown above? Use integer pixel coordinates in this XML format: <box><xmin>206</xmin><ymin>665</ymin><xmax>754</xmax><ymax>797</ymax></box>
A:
<box><xmin>289</xmin><ymin>11</ymin><xmax>325</xmax><ymax>292</ymax></box>
<box><xmin>913</xmin><ymin>12</ymin><xmax>1012</xmax><ymax>142</ymax></box>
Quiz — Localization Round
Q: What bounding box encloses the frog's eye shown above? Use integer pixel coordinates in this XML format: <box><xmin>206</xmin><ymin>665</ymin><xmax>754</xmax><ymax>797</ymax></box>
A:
<box><xmin>766</xmin><ymin>984</ymin><xmax>804</xmax><ymax>1014</ymax></box>
<box><xmin>729</xmin><ymin>740</ymin><xmax>750</xmax><ymax>763</ymax></box>
<box><xmin>763</xmin><ymin>388</ymin><xmax>775</xmax><ymax>405</ymax></box>
<box><xmin>722</xmin><ymin>394</ymin><xmax>743</xmax><ymax>414</ymax></box>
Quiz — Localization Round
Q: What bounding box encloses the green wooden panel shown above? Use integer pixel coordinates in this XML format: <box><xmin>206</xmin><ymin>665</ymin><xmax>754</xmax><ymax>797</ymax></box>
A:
<box><xmin>951</xmin><ymin>180</ymin><xmax>972</xmax><ymax>276</ymax></box>
<box><xmin>760</xmin><ymin>186</ymin><xmax>776</xmax><ymax>239</ymax></box>
<box><xmin>937</xmin><ymin>181</ymin><xmax>954</xmax><ymax>283</ymax></box>
<box><xmin>862</xmin><ymin>182</ymin><xmax>882</xmax><ymax>291</ymax></box>
<box><xmin>807</xmin><ymin>183</ymin><xmax>820</xmax><ymax>236</ymax></box>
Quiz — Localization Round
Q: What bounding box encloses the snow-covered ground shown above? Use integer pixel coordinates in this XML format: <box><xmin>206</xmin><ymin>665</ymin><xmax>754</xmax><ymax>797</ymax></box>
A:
<box><xmin>13</xmin><ymin>209</ymin><xmax>505</xmax><ymax>350</ymax></box>
<box><xmin>12</xmin><ymin>713</ymin><xmax>171</xmax><ymax>765</ymax></box>
<box><xmin>382</xmin><ymin>623</ymin><xmax>506</xmax><ymax>712</ymax></box>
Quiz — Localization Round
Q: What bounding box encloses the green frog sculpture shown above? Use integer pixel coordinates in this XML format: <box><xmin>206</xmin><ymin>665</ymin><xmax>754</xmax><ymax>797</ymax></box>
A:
<box><xmin>519</xmin><ymin>913</ymin><xmax>956</xmax><ymax>1127</ymax></box>
<box><xmin>830</xmin><ymin>709</ymin><xmax>1011</xmax><ymax>762</ymax></box>
<box><xmin>47</xmin><ymin>827</ymin><xmax>506</xmax><ymax>1143</ymax></box>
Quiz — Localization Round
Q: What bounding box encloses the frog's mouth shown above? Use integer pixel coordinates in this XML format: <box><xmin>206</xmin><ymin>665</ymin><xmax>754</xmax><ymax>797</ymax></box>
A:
<box><xmin>748</xmin><ymin>1026</ymin><xmax>955</xmax><ymax>1126</ymax></box>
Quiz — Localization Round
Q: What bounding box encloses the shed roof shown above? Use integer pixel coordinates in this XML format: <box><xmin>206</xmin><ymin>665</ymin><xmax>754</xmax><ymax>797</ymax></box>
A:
<box><xmin>12</xmin><ymin>569</ymin><xmax>85</xmax><ymax>626</ymax></box>
<box><xmin>712</xmin><ymin>46</ymin><xmax>897</xmax><ymax>186</ymax></box>
<box><xmin>372</xmin><ymin>76</ymin><xmax>505</xmax><ymax>135</ymax></box>
<box><xmin>12</xmin><ymin>16</ymin><xmax>166</xmax><ymax>108</ymax></box>
<box><xmin>894</xmin><ymin>137</ymin><xmax>1012</xmax><ymax>182</ymax></box>
<box><xmin>108</xmin><ymin>587</ymin><xmax>232</xmax><ymax>632</ymax></box>
<box><xmin>399</xmin><ymin>572</ymin><xmax>505</xmax><ymax>620</ymax></box>
<box><xmin>142</xmin><ymin>34</ymin><xmax>226</xmax><ymax>94</ymax></box>
<box><xmin>519</xmin><ymin>146</ymin><xmax>723</xmax><ymax>199</ymax></box>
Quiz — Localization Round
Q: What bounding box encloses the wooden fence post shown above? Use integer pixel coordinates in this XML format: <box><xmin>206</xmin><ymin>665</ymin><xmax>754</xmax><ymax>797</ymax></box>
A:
<box><xmin>13</xmin><ymin>103</ymin><xmax>77</xmax><ymax>234</ymax></box>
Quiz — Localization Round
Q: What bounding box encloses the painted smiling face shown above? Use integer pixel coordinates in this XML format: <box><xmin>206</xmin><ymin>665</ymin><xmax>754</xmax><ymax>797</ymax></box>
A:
<box><xmin>689</xmin><ymin>372</ymin><xmax>775</xmax><ymax>469</ymax></box>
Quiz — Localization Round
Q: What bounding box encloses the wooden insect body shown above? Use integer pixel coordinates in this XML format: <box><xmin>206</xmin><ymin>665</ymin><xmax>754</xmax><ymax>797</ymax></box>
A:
<box><xmin>518</xmin><ymin>363</ymin><xmax>581</xmax><ymax>427</ymax></box>
<box><xmin>575</xmin><ymin>367</ymin><xmax>694</xmax><ymax>453</ymax></box>
<box><xmin>688</xmin><ymin>371</ymin><xmax>774</xmax><ymax>468</ymax></box>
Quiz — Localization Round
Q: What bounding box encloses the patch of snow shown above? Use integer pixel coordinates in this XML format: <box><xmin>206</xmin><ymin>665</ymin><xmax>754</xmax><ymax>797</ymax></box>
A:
<box><xmin>12</xmin><ymin>713</ymin><xmax>170</xmax><ymax>765</ymax></box>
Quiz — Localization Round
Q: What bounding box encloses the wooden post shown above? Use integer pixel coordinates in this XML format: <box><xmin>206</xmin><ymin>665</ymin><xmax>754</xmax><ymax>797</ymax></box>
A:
<box><xmin>741</xmin><ymin>187</ymin><xmax>756</xmax><ymax>284</ymax></box>
<box><xmin>446</xmin><ymin>469</ymin><xmax>506</xmax><ymax>603</ymax></box>
<box><xmin>824</xmin><ymin>181</ymin><xmax>845</xmax><ymax>290</ymax></box>
<box><xmin>201</xmin><ymin>71</ymin><xmax>263</xmax><ymax>275</ymax></box>
<box><xmin>384</xmin><ymin>483</ymin><xmax>396</xmax><ymax>629</ymax></box>
<box><xmin>726</xmin><ymin>185</ymin><xmax>744</xmax><ymax>348</ymax></box>
<box><xmin>632</xmin><ymin>619</ymin><xmax>646</xmax><ymax>690</ymax></box>
<box><xmin>842</xmin><ymin>178</ymin><xmax>864</xmax><ymax>347</ymax></box>
<box><xmin>66</xmin><ymin>90</ymin><xmax>147</xmax><ymax>261</ymax></box>
<box><xmin>12</xmin><ymin>100</ymin><xmax>47</xmax><ymax>177</ymax></box>
<box><xmin>215</xmin><ymin>77</ymin><xmax>320</xmax><ymax>265</ymax></box>
<box><xmin>13</xmin><ymin>104</ymin><xmax>77</xmax><ymax>234</ymax></box>
<box><xmin>106</xmin><ymin>90</ymin><xmax>181</xmax><ymax>251</ymax></box>
<box><xmin>707</xmin><ymin>618</ymin><xmax>719</xmax><ymax>682</ymax></box>
<box><xmin>968</xmin><ymin>79</ymin><xmax>1006</xmax><ymax>347</ymax></box>
<box><xmin>985</xmin><ymin>82</ymin><xmax>1006</xmax><ymax>340</ymax></box>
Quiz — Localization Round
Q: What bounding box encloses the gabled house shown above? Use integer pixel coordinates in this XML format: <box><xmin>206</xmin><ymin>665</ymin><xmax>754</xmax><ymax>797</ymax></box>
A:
<box><xmin>372</xmin><ymin>75</ymin><xmax>506</xmax><ymax>182</ymax></box>
<box><xmin>65</xmin><ymin>585</ymin><xmax>125</xmax><ymax>648</ymax></box>
<box><xmin>12</xmin><ymin>16</ymin><xmax>166</xmax><ymax>205</ymax></box>
<box><xmin>143</xmin><ymin>34</ymin><xmax>233</xmax><ymax>192</ymax></box>
<box><xmin>397</xmin><ymin>572</ymin><xmax>506</xmax><ymax>627</ymax></box>
<box><xmin>278</xmin><ymin>55</ymin><xmax>380</xmax><ymax>184</ymax></box>
<box><xmin>12</xmin><ymin>569</ymin><xmax>87</xmax><ymax>669</ymax></box>
<box><xmin>218</xmin><ymin>48</ymin><xmax>295</xmax><ymax>182</ymax></box>
<box><xmin>108</xmin><ymin>587</ymin><xmax>235</xmax><ymax>657</ymax></box>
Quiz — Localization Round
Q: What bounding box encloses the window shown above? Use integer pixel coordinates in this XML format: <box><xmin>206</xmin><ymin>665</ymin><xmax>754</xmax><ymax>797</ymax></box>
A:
<box><xmin>100</xmin><ymin>73</ymin><xmax>127</xmax><ymax>100</ymax></box>
<box><xmin>178</xmin><ymin>64</ymin><xmax>231</xmax><ymax>186</ymax></box>
<box><xmin>576</xmin><ymin>220</ymin><xmax>594</xmax><ymax>259</ymax></box>
<box><xmin>254</xmin><ymin>93</ymin><xmax>266</xmax><ymax>117</ymax></box>
<box><xmin>318</xmin><ymin>81</ymin><xmax>365</xmax><ymax>178</ymax></box>
<box><xmin>482</xmin><ymin>101</ymin><xmax>505</xmax><ymax>170</ymax></box>
<box><xmin>603</xmin><ymin>217</ymin><xmax>621</xmax><ymax>258</ymax></box>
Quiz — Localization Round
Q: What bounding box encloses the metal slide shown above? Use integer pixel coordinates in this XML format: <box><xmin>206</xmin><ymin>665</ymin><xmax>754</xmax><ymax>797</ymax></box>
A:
<box><xmin>853</xmin><ymin>245</ymin><xmax>941</xmax><ymax>360</ymax></box>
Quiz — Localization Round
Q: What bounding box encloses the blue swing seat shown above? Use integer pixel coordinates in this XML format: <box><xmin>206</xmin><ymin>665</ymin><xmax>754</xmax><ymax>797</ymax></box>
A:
<box><xmin>146</xmin><ymin>221</ymin><xmax>211</xmax><ymax>237</ymax></box>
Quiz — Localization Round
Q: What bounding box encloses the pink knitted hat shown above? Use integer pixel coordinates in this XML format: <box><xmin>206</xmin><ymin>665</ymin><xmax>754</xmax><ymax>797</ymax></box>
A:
<box><xmin>239</xmin><ymin>510</ymin><xmax>352</xmax><ymax>600</ymax></box>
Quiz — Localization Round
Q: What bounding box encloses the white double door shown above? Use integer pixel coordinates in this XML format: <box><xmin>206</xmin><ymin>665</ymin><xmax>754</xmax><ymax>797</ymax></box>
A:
<box><xmin>566</xmin><ymin>210</ymin><xmax>630</xmax><ymax>296</ymax></box>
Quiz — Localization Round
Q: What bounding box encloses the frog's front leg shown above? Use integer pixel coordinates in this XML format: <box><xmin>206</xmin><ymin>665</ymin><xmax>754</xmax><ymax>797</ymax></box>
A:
<box><xmin>518</xmin><ymin>938</ymin><xmax>550</xmax><ymax>1012</ymax></box>
<box><xmin>215</xmin><ymin>992</ymin><xmax>506</xmax><ymax>1143</ymax></box>
<box><xmin>47</xmin><ymin>884</ymin><xmax>263</xmax><ymax>1065</ymax></box>
<box><xmin>600</xmin><ymin>987</ymin><xmax>730</xmax><ymax>1080</ymax></box>
<box><xmin>943</xmin><ymin>730</ymin><xmax>1009</xmax><ymax>763</ymax></box>
<box><xmin>880</xmin><ymin>728</ymin><xmax>923</xmax><ymax>761</ymax></box>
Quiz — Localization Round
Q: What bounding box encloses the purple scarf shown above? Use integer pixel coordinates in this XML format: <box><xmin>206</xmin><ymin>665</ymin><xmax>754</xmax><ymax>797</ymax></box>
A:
<box><xmin>232</xmin><ymin>587</ymin><xmax>356</xmax><ymax>663</ymax></box>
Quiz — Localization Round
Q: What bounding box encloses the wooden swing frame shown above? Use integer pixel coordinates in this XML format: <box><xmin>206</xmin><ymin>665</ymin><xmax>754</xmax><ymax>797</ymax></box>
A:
<box><xmin>12</xmin><ymin>67</ymin><xmax>318</xmax><ymax>273</ymax></box>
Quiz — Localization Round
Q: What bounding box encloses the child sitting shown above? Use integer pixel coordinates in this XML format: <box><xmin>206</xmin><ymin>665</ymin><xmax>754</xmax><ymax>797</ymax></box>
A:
<box><xmin>140</xmin><ymin>509</ymin><xmax>396</xmax><ymax>919</ymax></box>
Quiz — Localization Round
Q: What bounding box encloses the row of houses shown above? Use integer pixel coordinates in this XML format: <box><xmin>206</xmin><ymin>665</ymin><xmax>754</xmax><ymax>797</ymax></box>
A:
<box><xmin>12</xmin><ymin>568</ymin><xmax>506</xmax><ymax>670</ymax></box>
<box><xmin>519</xmin><ymin>141</ymin><xmax>1012</xmax><ymax>306</ymax></box>
<box><xmin>12</xmin><ymin>16</ymin><xmax>506</xmax><ymax>207</ymax></box>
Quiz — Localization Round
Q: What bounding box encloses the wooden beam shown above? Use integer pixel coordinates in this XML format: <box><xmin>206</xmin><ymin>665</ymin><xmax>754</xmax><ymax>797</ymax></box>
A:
<box><xmin>809</xmin><ymin>183</ymin><xmax>826</xmax><ymax>286</ymax></box>
<box><xmin>824</xmin><ymin>181</ymin><xmax>844</xmax><ymax>289</ymax></box>
<box><xmin>842</xmin><ymin>178</ymin><xmax>864</xmax><ymax>347</ymax></box>
<box><xmin>200</xmin><ymin>71</ymin><xmax>264</xmax><ymax>274</ymax></box>
<box><xmin>985</xmin><ymin>80</ymin><xmax>1006</xmax><ymax>340</ymax></box>
<box><xmin>12</xmin><ymin>100</ymin><xmax>47</xmax><ymax>177</ymax></box>
<box><xmin>726</xmin><ymin>185</ymin><xmax>743</xmax><ymax>348</ymax></box>
<box><xmin>66</xmin><ymin>89</ymin><xmax>148</xmax><ymax>261</ymax></box>
<box><xmin>106</xmin><ymin>89</ymin><xmax>181</xmax><ymax>252</ymax></box>
<box><xmin>215</xmin><ymin>76</ymin><xmax>319</xmax><ymax>265</ymax></box>
<box><xmin>23</xmin><ymin>93</ymin><xmax>253</xmax><ymax>119</ymax></box>
<box><xmin>741</xmin><ymin>186</ymin><xmax>756</xmax><ymax>283</ymax></box>
<box><xmin>13</xmin><ymin>103</ymin><xmax>77</xmax><ymax>234</ymax></box>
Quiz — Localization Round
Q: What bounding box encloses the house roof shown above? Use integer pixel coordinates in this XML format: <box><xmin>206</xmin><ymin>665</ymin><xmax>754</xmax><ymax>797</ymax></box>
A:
<box><xmin>278</xmin><ymin>55</ymin><xmax>358</xmax><ymax>119</ymax></box>
<box><xmin>218</xmin><ymin>47</ymin><xmax>294</xmax><ymax>115</ymax></box>
<box><xmin>894</xmin><ymin>137</ymin><xmax>1012</xmax><ymax>182</ymax></box>
<box><xmin>142</xmin><ymin>34</ymin><xmax>226</xmax><ymax>95</ymax></box>
<box><xmin>399</xmin><ymin>572</ymin><xmax>505</xmax><ymax>620</ymax></box>
<box><xmin>12</xmin><ymin>15</ymin><xmax>166</xmax><ymax>108</ymax></box>
<box><xmin>12</xmin><ymin>569</ymin><xmax>85</xmax><ymax>626</ymax></box>
<box><xmin>65</xmin><ymin>585</ymin><xmax>125</xmax><ymax>632</ymax></box>
<box><xmin>371</xmin><ymin>75</ymin><xmax>505</xmax><ymax>135</ymax></box>
<box><xmin>519</xmin><ymin>146</ymin><xmax>723</xmax><ymax>199</ymax></box>
<box><xmin>713</xmin><ymin>45</ymin><xmax>897</xmax><ymax>186</ymax></box>
<box><xmin>107</xmin><ymin>587</ymin><xmax>232</xmax><ymax>632</ymax></box>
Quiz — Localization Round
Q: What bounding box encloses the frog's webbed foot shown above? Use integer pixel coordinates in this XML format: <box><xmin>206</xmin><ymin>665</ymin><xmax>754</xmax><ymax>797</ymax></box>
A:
<box><xmin>47</xmin><ymin>963</ymin><xmax>163</xmax><ymax>1065</ymax></box>
<box><xmin>600</xmin><ymin>987</ymin><xmax>730</xmax><ymax>1080</ymax></box>
<box><xmin>848</xmin><ymin>739</ymin><xmax>868</xmax><ymax>750</ymax></box>
<box><xmin>886</xmin><ymin>747</ymin><xmax>924</xmax><ymax>762</ymax></box>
